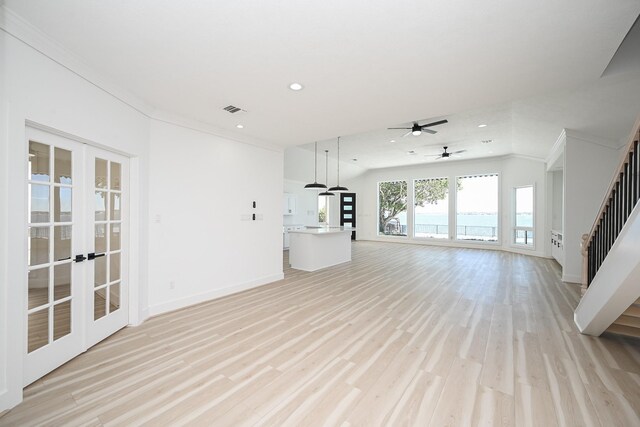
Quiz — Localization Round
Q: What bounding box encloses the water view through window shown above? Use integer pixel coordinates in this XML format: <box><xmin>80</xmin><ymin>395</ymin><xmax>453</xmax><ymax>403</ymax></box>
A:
<box><xmin>456</xmin><ymin>174</ymin><xmax>499</xmax><ymax>241</ymax></box>
<box><xmin>414</xmin><ymin>177</ymin><xmax>449</xmax><ymax>239</ymax></box>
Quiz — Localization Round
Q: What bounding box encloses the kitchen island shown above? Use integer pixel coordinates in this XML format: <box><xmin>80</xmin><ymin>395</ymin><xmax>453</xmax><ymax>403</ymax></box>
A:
<box><xmin>288</xmin><ymin>226</ymin><xmax>354</xmax><ymax>271</ymax></box>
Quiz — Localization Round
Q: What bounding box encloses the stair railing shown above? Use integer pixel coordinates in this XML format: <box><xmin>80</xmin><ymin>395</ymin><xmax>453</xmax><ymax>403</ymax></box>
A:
<box><xmin>582</xmin><ymin>117</ymin><xmax>640</xmax><ymax>292</ymax></box>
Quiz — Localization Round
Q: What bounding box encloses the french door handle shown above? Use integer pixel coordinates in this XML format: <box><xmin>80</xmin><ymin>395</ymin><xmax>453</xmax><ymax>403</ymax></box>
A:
<box><xmin>74</xmin><ymin>254</ymin><xmax>87</xmax><ymax>263</ymax></box>
<box><xmin>87</xmin><ymin>252</ymin><xmax>106</xmax><ymax>260</ymax></box>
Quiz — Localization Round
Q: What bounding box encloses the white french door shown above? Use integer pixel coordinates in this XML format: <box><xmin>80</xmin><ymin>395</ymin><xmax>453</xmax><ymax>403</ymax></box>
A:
<box><xmin>24</xmin><ymin>127</ymin><xmax>129</xmax><ymax>386</ymax></box>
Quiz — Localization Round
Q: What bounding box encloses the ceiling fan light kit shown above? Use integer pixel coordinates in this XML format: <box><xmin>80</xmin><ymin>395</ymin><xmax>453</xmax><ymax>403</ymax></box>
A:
<box><xmin>328</xmin><ymin>136</ymin><xmax>349</xmax><ymax>193</ymax></box>
<box><xmin>388</xmin><ymin>119</ymin><xmax>449</xmax><ymax>137</ymax></box>
<box><xmin>304</xmin><ymin>141</ymin><xmax>328</xmax><ymax>190</ymax></box>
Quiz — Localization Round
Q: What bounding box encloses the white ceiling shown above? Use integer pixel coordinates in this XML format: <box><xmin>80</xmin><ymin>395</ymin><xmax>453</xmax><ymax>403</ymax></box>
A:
<box><xmin>306</xmin><ymin>72</ymin><xmax>640</xmax><ymax>169</ymax></box>
<box><xmin>4</xmin><ymin>0</ymin><xmax>640</xmax><ymax>150</ymax></box>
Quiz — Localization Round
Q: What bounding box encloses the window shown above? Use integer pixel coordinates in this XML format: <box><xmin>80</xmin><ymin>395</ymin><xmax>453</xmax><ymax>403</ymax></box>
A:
<box><xmin>414</xmin><ymin>178</ymin><xmax>449</xmax><ymax>239</ymax></box>
<box><xmin>378</xmin><ymin>181</ymin><xmax>407</xmax><ymax>236</ymax></box>
<box><xmin>514</xmin><ymin>186</ymin><xmax>534</xmax><ymax>246</ymax></box>
<box><xmin>456</xmin><ymin>174</ymin><xmax>499</xmax><ymax>241</ymax></box>
<box><xmin>318</xmin><ymin>196</ymin><xmax>328</xmax><ymax>224</ymax></box>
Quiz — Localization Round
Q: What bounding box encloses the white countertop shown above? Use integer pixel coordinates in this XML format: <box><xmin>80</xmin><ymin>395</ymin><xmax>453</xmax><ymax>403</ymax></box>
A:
<box><xmin>288</xmin><ymin>226</ymin><xmax>355</xmax><ymax>235</ymax></box>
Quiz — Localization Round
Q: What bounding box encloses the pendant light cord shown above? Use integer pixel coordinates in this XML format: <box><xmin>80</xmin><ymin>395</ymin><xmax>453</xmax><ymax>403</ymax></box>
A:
<box><xmin>314</xmin><ymin>141</ymin><xmax>318</xmax><ymax>182</ymax></box>
<box><xmin>337</xmin><ymin>137</ymin><xmax>341</xmax><ymax>185</ymax></box>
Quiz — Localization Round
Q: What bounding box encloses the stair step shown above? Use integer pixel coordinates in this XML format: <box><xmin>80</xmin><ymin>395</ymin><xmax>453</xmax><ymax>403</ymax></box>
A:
<box><xmin>624</xmin><ymin>304</ymin><xmax>640</xmax><ymax>317</ymax></box>
<box><xmin>607</xmin><ymin>323</ymin><xmax>640</xmax><ymax>338</ymax></box>
<box><xmin>614</xmin><ymin>315</ymin><xmax>640</xmax><ymax>328</ymax></box>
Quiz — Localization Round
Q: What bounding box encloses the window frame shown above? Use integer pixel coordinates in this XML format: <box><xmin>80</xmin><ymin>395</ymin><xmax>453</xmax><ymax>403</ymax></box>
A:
<box><xmin>377</xmin><ymin>180</ymin><xmax>409</xmax><ymax>237</ymax></box>
<box><xmin>453</xmin><ymin>173</ymin><xmax>500</xmax><ymax>244</ymax></box>
<box><xmin>512</xmin><ymin>184</ymin><xmax>535</xmax><ymax>249</ymax></box>
<box><xmin>413</xmin><ymin>177</ymin><xmax>450</xmax><ymax>240</ymax></box>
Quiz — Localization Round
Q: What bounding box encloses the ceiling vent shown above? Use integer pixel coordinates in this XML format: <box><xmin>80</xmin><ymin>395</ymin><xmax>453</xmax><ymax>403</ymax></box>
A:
<box><xmin>223</xmin><ymin>105</ymin><xmax>245</xmax><ymax>114</ymax></box>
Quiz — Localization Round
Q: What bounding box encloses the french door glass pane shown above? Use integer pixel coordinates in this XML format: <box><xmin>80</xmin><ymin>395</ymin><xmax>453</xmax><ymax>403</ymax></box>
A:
<box><xmin>110</xmin><ymin>193</ymin><xmax>121</xmax><ymax>220</ymax></box>
<box><xmin>110</xmin><ymin>283</ymin><xmax>120</xmax><ymax>312</ymax></box>
<box><xmin>95</xmin><ymin>224</ymin><xmax>107</xmax><ymax>253</ymax></box>
<box><xmin>29</xmin><ymin>227</ymin><xmax>50</xmax><ymax>266</ymax></box>
<box><xmin>111</xmin><ymin>162</ymin><xmax>121</xmax><ymax>190</ymax></box>
<box><xmin>54</xmin><ymin>226</ymin><xmax>72</xmax><ymax>262</ymax></box>
<box><xmin>94</xmin><ymin>289</ymin><xmax>107</xmax><ymax>320</ymax></box>
<box><xmin>515</xmin><ymin>186</ymin><xmax>534</xmax><ymax>227</ymax></box>
<box><xmin>29</xmin><ymin>142</ymin><xmax>50</xmax><ymax>182</ymax></box>
<box><xmin>30</xmin><ymin>185</ymin><xmax>50</xmax><ymax>223</ymax></box>
<box><xmin>94</xmin><ymin>256</ymin><xmax>107</xmax><ymax>287</ymax></box>
<box><xmin>95</xmin><ymin>158</ymin><xmax>108</xmax><ymax>189</ymax></box>
<box><xmin>54</xmin><ymin>187</ymin><xmax>72</xmax><ymax>222</ymax></box>
<box><xmin>54</xmin><ymin>263</ymin><xmax>71</xmax><ymax>300</ymax></box>
<box><xmin>95</xmin><ymin>191</ymin><xmax>107</xmax><ymax>220</ymax></box>
<box><xmin>110</xmin><ymin>224</ymin><xmax>121</xmax><ymax>251</ymax></box>
<box><xmin>110</xmin><ymin>253</ymin><xmax>121</xmax><ymax>282</ymax></box>
<box><xmin>28</xmin><ymin>309</ymin><xmax>49</xmax><ymax>352</ymax></box>
<box><xmin>53</xmin><ymin>301</ymin><xmax>71</xmax><ymax>341</ymax></box>
<box><xmin>54</xmin><ymin>148</ymin><xmax>72</xmax><ymax>184</ymax></box>
<box><xmin>28</xmin><ymin>267</ymin><xmax>49</xmax><ymax>309</ymax></box>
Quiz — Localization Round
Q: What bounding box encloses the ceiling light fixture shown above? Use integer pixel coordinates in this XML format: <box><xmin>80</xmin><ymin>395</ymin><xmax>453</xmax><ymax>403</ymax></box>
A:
<box><xmin>289</xmin><ymin>83</ymin><xmax>304</xmax><ymax>91</ymax></box>
<box><xmin>390</xmin><ymin>139</ymin><xmax>396</xmax><ymax>143</ymax></box>
<box><xmin>304</xmin><ymin>142</ymin><xmax>328</xmax><ymax>191</ymax></box>
<box><xmin>329</xmin><ymin>137</ymin><xmax>349</xmax><ymax>193</ymax></box>
<box><xmin>478</xmin><ymin>124</ymin><xmax>487</xmax><ymax>128</ymax></box>
<box><xmin>319</xmin><ymin>150</ymin><xmax>335</xmax><ymax>197</ymax></box>
<box><xmin>236</xmin><ymin>124</ymin><xmax>244</xmax><ymax>129</ymax></box>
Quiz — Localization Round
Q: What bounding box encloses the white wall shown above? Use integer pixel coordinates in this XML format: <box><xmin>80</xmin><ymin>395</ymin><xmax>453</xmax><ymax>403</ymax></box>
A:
<box><xmin>0</xmin><ymin>20</ymin><xmax>286</xmax><ymax>411</ymax></box>
<box><xmin>147</xmin><ymin>121</ymin><xmax>284</xmax><ymax>314</ymax></box>
<box><xmin>562</xmin><ymin>131</ymin><xmax>620</xmax><ymax>283</ymax></box>
<box><xmin>348</xmin><ymin>155</ymin><xmax>548</xmax><ymax>257</ymax></box>
<box><xmin>0</xmin><ymin>29</ymin><xmax>150</xmax><ymax>410</ymax></box>
<box><xmin>284</xmin><ymin>179</ymin><xmax>319</xmax><ymax>226</ymax></box>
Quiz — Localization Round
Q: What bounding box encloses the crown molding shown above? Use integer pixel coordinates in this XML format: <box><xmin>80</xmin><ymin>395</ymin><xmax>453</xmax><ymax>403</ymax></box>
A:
<box><xmin>0</xmin><ymin>5</ymin><xmax>284</xmax><ymax>154</ymax></box>
<box><xmin>564</xmin><ymin>129</ymin><xmax>619</xmax><ymax>149</ymax></box>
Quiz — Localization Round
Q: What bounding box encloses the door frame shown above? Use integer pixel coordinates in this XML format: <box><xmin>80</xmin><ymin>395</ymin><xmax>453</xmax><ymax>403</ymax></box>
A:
<box><xmin>16</xmin><ymin>122</ymin><xmax>141</xmax><ymax>389</ymax></box>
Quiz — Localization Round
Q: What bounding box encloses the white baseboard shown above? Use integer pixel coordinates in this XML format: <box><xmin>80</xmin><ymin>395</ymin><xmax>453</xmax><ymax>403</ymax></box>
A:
<box><xmin>148</xmin><ymin>273</ymin><xmax>284</xmax><ymax>317</ymax></box>
<box><xmin>0</xmin><ymin>387</ymin><xmax>21</xmax><ymax>413</ymax></box>
<box><xmin>561</xmin><ymin>273</ymin><xmax>582</xmax><ymax>284</ymax></box>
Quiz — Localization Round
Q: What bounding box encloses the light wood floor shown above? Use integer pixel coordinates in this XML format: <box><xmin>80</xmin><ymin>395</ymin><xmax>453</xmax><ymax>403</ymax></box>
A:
<box><xmin>2</xmin><ymin>241</ymin><xmax>640</xmax><ymax>426</ymax></box>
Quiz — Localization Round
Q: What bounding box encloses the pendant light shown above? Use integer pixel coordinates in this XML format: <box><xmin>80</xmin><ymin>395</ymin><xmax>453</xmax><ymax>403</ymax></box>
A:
<box><xmin>329</xmin><ymin>136</ymin><xmax>349</xmax><ymax>193</ymax></box>
<box><xmin>318</xmin><ymin>150</ymin><xmax>335</xmax><ymax>197</ymax></box>
<box><xmin>304</xmin><ymin>142</ymin><xmax>327</xmax><ymax>190</ymax></box>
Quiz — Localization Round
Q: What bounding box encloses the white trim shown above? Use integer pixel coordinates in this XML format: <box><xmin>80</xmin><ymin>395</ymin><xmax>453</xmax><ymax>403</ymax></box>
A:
<box><xmin>147</xmin><ymin>273</ymin><xmax>285</xmax><ymax>317</ymax></box>
<box><xmin>561</xmin><ymin>273</ymin><xmax>582</xmax><ymax>284</ymax></box>
<box><xmin>564</xmin><ymin>129</ymin><xmax>620</xmax><ymax>149</ymax></box>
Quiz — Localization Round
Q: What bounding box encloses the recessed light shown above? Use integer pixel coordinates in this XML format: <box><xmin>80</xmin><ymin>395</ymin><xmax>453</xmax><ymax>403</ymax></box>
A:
<box><xmin>236</xmin><ymin>124</ymin><xmax>244</xmax><ymax>129</ymax></box>
<box><xmin>478</xmin><ymin>124</ymin><xmax>487</xmax><ymax>128</ymax></box>
<box><xmin>390</xmin><ymin>139</ymin><xmax>396</xmax><ymax>143</ymax></box>
<box><xmin>289</xmin><ymin>83</ymin><xmax>304</xmax><ymax>91</ymax></box>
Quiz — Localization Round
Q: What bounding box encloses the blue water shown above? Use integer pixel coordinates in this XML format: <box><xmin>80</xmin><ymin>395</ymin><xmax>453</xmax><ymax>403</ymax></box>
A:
<box><xmin>396</xmin><ymin>213</ymin><xmax>533</xmax><ymax>227</ymax></box>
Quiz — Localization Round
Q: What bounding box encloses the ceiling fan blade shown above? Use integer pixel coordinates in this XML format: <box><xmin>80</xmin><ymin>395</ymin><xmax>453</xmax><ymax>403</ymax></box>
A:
<box><xmin>420</xmin><ymin>119</ymin><xmax>448</xmax><ymax>128</ymax></box>
<box><xmin>422</xmin><ymin>129</ymin><xmax>437</xmax><ymax>134</ymax></box>
<box><xmin>452</xmin><ymin>150</ymin><xmax>466</xmax><ymax>154</ymax></box>
<box><xmin>387</xmin><ymin>127</ymin><xmax>411</xmax><ymax>130</ymax></box>
<box><xmin>434</xmin><ymin>156</ymin><xmax>443</xmax><ymax>160</ymax></box>
<box><xmin>402</xmin><ymin>130</ymin><xmax>412</xmax><ymax>137</ymax></box>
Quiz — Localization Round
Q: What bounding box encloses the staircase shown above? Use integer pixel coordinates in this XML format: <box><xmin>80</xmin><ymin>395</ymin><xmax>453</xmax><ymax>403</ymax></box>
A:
<box><xmin>575</xmin><ymin>116</ymin><xmax>640</xmax><ymax>337</ymax></box>
<box><xmin>607</xmin><ymin>298</ymin><xmax>640</xmax><ymax>337</ymax></box>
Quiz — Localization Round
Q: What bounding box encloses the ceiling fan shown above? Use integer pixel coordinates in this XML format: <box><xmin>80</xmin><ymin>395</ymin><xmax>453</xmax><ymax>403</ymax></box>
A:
<box><xmin>388</xmin><ymin>119</ymin><xmax>448</xmax><ymax>137</ymax></box>
<box><xmin>433</xmin><ymin>146</ymin><xmax>465</xmax><ymax>160</ymax></box>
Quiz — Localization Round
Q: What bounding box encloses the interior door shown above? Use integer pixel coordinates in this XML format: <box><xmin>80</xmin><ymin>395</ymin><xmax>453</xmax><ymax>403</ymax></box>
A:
<box><xmin>25</xmin><ymin>128</ymin><xmax>85</xmax><ymax>385</ymax></box>
<box><xmin>85</xmin><ymin>147</ymin><xmax>129</xmax><ymax>348</ymax></box>
<box><xmin>340</xmin><ymin>193</ymin><xmax>356</xmax><ymax>240</ymax></box>
<box><xmin>24</xmin><ymin>128</ymin><xmax>129</xmax><ymax>386</ymax></box>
